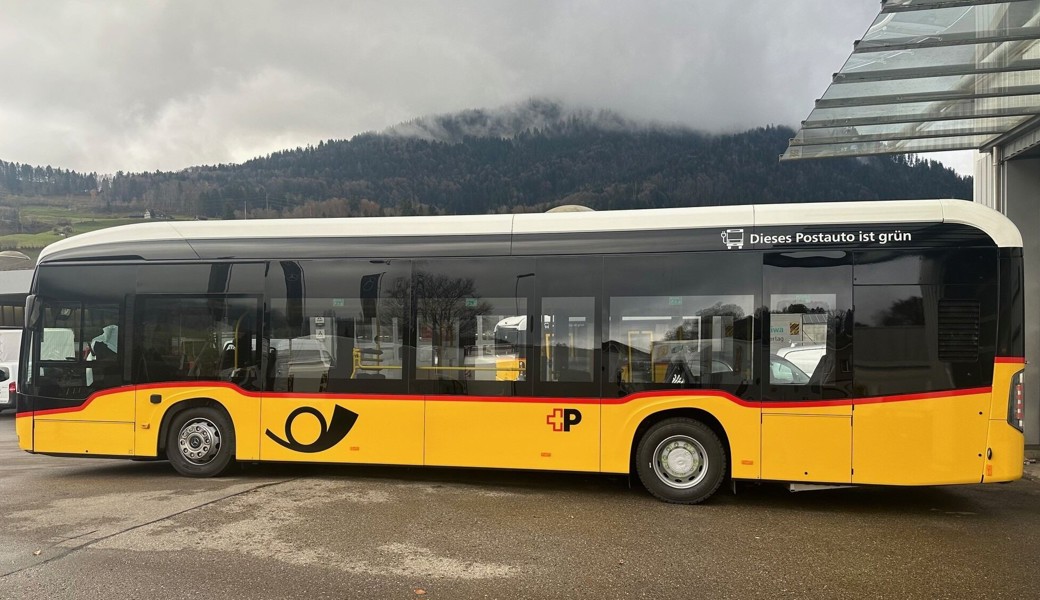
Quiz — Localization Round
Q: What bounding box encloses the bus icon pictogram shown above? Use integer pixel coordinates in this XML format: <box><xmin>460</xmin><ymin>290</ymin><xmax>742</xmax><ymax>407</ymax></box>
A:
<box><xmin>721</xmin><ymin>228</ymin><xmax>745</xmax><ymax>249</ymax></box>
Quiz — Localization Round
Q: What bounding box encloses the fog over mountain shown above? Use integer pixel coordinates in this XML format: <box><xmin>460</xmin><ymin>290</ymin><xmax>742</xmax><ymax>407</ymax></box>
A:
<box><xmin>385</xmin><ymin>99</ymin><xmax>653</xmax><ymax>143</ymax></box>
<box><xmin>0</xmin><ymin>100</ymin><xmax>971</xmax><ymax>222</ymax></box>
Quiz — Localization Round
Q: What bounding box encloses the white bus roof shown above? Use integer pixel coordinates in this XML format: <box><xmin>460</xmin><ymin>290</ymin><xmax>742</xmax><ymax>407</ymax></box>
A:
<box><xmin>36</xmin><ymin>199</ymin><xmax>1022</xmax><ymax>264</ymax></box>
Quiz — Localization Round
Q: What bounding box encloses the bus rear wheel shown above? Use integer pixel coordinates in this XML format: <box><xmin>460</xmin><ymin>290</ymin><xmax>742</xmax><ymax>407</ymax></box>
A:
<box><xmin>166</xmin><ymin>406</ymin><xmax>236</xmax><ymax>477</ymax></box>
<box><xmin>636</xmin><ymin>418</ymin><xmax>725</xmax><ymax>504</ymax></box>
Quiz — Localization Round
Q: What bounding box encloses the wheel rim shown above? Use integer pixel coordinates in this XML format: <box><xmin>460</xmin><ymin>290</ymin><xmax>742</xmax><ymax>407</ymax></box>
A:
<box><xmin>651</xmin><ymin>434</ymin><xmax>708</xmax><ymax>489</ymax></box>
<box><xmin>177</xmin><ymin>418</ymin><xmax>222</xmax><ymax>466</ymax></box>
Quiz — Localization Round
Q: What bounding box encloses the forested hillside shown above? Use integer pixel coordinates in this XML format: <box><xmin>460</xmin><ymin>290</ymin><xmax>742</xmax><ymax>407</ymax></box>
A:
<box><xmin>0</xmin><ymin>105</ymin><xmax>971</xmax><ymax>220</ymax></box>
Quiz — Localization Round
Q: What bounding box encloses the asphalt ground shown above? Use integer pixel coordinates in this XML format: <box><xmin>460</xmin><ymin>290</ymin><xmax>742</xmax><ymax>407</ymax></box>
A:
<box><xmin>1</xmin><ymin>412</ymin><xmax>1039</xmax><ymax>600</ymax></box>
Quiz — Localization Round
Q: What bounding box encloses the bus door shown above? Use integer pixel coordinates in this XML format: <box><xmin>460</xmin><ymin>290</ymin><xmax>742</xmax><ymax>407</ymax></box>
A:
<box><xmin>260</xmin><ymin>259</ymin><xmax>419</xmax><ymax>466</ymax></box>
<box><xmin>133</xmin><ymin>294</ymin><xmax>263</xmax><ymax>459</ymax></box>
<box><xmin>529</xmin><ymin>270</ymin><xmax>602</xmax><ymax>472</ymax></box>
<box><xmin>31</xmin><ymin>300</ymin><xmax>132</xmax><ymax>456</ymax></box>
<box><xmin>761</xmin><ymin>252</ymin><xmax>854</xmax><ymax>484</ymax></box>
<box><xmin>417</xmin><ymin>258</ymin><xmax>600</xmax><ymax>471</ymax></box>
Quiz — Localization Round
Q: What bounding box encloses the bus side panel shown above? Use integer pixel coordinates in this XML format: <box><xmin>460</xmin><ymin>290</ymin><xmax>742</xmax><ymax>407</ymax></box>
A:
<box><xmin>984</xmin><ymin>362</ymin><xmax>1025</xmax><ymax>482</ymax></box>
<box><xmin>425</xmin><ymin>399</ymin><xmax>599</xmax><ymax>472</ymax></box>
<box><xmin>32</xmin><ymin>387</ymin><xmax>136</xmax><ymax>456</ymax></box>
<box><xmin>15</xmin><ymin>413</ymin><xmax>32</xmax><ymax>451</ymax></box>
<box><xmin>761</xmin><ymin>408</ymin><xmax>852</xmax><ymax>484</ymax></box>
<box><xmin>600</xmin><ymin>394</ymin><xmax>760</xmax><ymax>479</ymax></box>
<box><xmin>34</xmin><ymin>421</ymin><xmax>135</xmax><ymax>456</ymax></box>
<box><xmin>135</xmin><ymin>385</ymin><xmax>262</xmax><ymax>460</ymax></box>
<box><xmin>852</xmin><ymin>392</ymin><xmax>989</xmax><ymax>485</ymax></box>
<box><xmin>259</xmin><ymin>395</ymin><xmax>423</xmax><ymax>465</ymax></box>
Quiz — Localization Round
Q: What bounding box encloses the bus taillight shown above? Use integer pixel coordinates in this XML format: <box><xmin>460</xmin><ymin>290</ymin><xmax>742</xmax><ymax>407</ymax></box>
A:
<box><xmin>7</xmin><ymin>381</ymin><xmax>13</xmax><ymax>396</ymax></box>
<box><xmin>1008</xmin><ymin>370</ymin><xmax>1025</xmax><ymax>432</ymax></box>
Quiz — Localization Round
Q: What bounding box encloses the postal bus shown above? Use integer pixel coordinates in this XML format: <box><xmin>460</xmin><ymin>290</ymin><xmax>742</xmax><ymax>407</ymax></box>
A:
<box><xmin>14</xmin><ymin>199</ymin><xmax>1025</xmax><ymax>504</ymax></box>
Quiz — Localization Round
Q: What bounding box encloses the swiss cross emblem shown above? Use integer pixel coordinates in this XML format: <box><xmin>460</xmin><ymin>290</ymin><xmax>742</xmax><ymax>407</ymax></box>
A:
<box><xmin>546</xmin><ymin>408</ymin><xmax>582</xmax><ymax>432</ymax></box>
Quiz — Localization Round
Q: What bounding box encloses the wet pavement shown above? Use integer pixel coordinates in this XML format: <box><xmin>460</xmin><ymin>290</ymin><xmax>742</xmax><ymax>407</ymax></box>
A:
<box><xmin>2</xmin><ymin>413</ymin><xmax>1039</xmax><ymax>600</ymax></box>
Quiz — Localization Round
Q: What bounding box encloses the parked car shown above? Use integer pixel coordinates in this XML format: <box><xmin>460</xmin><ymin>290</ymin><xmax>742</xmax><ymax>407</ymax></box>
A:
<box><xmin>775</xmin><ymin>343</ymin><xmax>826</xmax><ymax>377</ymax></box>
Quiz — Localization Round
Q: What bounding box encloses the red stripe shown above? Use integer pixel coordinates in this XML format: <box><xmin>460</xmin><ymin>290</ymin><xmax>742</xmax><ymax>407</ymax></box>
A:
<box><xmin>20</xmin><ymin>381</ymin><xmax>995</xmax><ymax>417</ymax></box>
<box><xmin>995</xmin><ymin>356</ymin><xmax>1026</xmax><ymax>364</ymax></box>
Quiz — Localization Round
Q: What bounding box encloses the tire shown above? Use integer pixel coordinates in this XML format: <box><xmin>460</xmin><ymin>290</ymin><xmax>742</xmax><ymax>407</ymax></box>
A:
<box><xmin>635</xmin><ymin>417</ymin><xmax>726</xmax><ymax>504</ymax></box>
<box><xmin>166</xmin><ymin>406</ymin><xmax>236</xmax><ymax>477</ymax></box>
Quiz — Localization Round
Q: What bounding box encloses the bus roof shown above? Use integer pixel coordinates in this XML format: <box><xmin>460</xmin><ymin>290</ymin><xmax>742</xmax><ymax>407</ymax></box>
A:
<box><xmin>36</xmin><ymin>199</ymin><xmax>1021</xmax><ymax>264</ymax></box>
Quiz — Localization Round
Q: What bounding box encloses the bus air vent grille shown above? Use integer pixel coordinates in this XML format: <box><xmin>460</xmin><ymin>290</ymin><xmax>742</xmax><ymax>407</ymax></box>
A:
<box><xmin>938</xmin><ymin>300</ymin><xmax>980</xmax><ymax>363</ymax></box>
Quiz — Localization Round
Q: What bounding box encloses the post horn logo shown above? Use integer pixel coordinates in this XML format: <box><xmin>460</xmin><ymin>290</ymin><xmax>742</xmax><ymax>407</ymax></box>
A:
<box><xmin>266</xmin><ymin>405</ymin><xmax>359</xmax><ymax>453</ymax></box>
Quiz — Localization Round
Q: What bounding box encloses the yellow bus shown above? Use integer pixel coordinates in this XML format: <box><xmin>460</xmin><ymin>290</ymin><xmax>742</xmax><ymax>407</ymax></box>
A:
<box><xmin>14</xmin><ymin>200</ymin><xmax>1026</xmax><ymax>503</ymax></box>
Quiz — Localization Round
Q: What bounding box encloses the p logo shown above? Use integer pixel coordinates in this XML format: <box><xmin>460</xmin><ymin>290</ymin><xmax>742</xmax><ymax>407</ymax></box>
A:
<box><xmin>546</xmin><ymin>408</ymin><xmax>582</xmax><ymax>432</ymax></box>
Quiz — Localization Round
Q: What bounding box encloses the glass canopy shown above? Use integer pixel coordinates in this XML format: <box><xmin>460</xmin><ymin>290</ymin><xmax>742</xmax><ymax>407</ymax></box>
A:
<box><xmin>782</xmin><ymin>0</ymin><xmax>1040</xmax><ymax>161</ymax></box>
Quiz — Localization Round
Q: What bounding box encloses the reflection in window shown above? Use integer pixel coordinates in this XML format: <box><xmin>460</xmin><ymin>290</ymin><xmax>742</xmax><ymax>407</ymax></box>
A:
<box><xmin>769</xmin><ymin>293</ymin><xmax>834</xmax><ymax>385</ymax></box>
<box><xmin>609</xmin><ymin>295</ymin><xmax>753</xmax><ymax>390</ymax></box>
<box><xmin>38</xmin><ymin>303</ymin><xmax>123</xmax><ymax>397</ymax></box>
<box><xmin>854</xmin><ymin>285</ymin><xmax>940</xmax><ymax>396</ymax></box>
<box><xmin>416</xmin><ymin>284</ymin><xmax>527</xmax><ymax>384</ymax></box>
<box><xmin>267</xmin><ymin>261</ymin><xmax>409</xmax><ymax>393</ymax></box>
<box><xmin>135</xmin><ymin>297</ymin><xmax>259</xmax><ymax>389</ymax></box>
<box><xmin>542</xmin><ymin>297</ymin><xmax>595</xmax><ymax>383</ymax></box>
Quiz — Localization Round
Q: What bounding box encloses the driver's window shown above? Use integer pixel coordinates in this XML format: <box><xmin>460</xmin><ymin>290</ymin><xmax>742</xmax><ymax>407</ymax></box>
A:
<box><xmin>36</xmin><ymin>302</ymin><xmax>123</xmax><ymax>398</ymax></box>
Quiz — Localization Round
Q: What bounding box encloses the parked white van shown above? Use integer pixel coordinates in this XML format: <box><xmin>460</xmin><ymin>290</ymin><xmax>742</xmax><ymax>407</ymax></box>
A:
<box><xmin>0</xmin><ymin>328</ymin><xmax>22</xmax><ymax>411</ymax></box>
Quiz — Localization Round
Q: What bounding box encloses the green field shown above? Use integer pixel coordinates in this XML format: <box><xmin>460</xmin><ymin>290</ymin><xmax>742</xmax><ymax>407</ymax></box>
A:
<box><xmin>0</xmin><ymin>199</ymin><xmax>187</xmax><ymax>264</ymax></box>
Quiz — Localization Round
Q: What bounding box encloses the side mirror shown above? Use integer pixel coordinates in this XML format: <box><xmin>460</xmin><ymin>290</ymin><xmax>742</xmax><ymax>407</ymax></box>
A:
<box><xmin>25</xmin><ymin>294</ymin><xmax>40</xmax><ymax>329</ymax></box>
<box><xmin>0</xmin><ymin>366</ymin><xmax>9</xmax><ymax>383</ymax></box>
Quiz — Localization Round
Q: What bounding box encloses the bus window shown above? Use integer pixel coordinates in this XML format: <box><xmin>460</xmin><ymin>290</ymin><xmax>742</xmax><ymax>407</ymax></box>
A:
<box><xmin>416</xmin><ymin>295</ymin><xmax>528</xmax><ymax>385</ymax></box>
<box><xmin>608</xmin><ymin>295</ymin><xmax>754</xmax><ymax>392</ymax></box>
<box><xmin>763</xmin><ymin>251</ymin><xmax>853</xmax><ymax>401</ymax></box>
<box><xmin>266</xmin><ymin>260</ymin><xmax>411</xmax><ymax>394</ymax></box>
<box><xmin>36</xmin><ymin>303</ymin><xmax>123</xmax><ymax>398</ymax></box>
<box><xmin>541</xmin><ymin>297</ymin><xmax>595</xmax><ymax>383</ymax></box>
<box><xmin>134</xmin><ymin>296</ymin><xmax>259</xmax><ymax>389</ymax></box>
<box><xmin>413</xmin><ymin>259</ymin><xmax>534</xmax><ymax>396</ymax></box>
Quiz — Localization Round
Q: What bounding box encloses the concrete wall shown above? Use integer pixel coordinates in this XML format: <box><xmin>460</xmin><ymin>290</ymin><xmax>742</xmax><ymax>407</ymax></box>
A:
<box><xmin>1004</xmin><ymin>157</ymin><xmax>1040</xmax><ymax>445</ymax></box>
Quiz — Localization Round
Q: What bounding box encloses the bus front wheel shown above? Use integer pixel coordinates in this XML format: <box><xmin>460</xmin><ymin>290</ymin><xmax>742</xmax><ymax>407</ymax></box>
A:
<box><xmin>166</xmin><ymin>406</ymin><xmax>236</xmax><ymax>477</ymax></box>
<box><xmin>635</xmin><ymin>418</ymin><xmax>725</xmax><ymax>504</ymax></box>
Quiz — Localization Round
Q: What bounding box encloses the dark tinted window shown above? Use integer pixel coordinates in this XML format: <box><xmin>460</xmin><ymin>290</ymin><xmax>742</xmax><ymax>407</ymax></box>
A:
<box><xmin>414</xmin><ymin>258</ymin><xmax>534</xmax><ymax>396</ymax></box>
<box><xmin>534</xmin><ymin>256</ymin><xmax>601</xmax><ymax>398</ymax></box>
<box><xmin>853</xmin><ymin>284</ymin><xmax>995</xmax><ymax>396</ymax></box>
<box><xmin>854</xmin><ymin>249</ymin><xmax>998</xmax><ymax>286</ymax></box>
<box><xmin>32</xmin><ymin>265</ymin><xmax>131</xmax><ymax>400</ymax></box>
<box><xmin>604</xmin><ymin>253</ymin><xmax>758</xmax><ymax>399</ymax></box>
<box><xmin>266</xmin><ymin>260</ymin><xmax>411</xmax><ymax>395</ymax></box>
<box><xmin>134</xmin><ymin>296</ymin><xmax>260</xmax><ymax>390</ymax></box>
<box><xmin>764</xmin><ymin>252</ymin><xmax>853</xmax><ymax>402</ymax></box>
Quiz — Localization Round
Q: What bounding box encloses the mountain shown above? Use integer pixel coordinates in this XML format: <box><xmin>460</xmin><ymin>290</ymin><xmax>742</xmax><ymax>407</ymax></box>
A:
<box><xmin>0</xmin><ymin>101</ymin><xmax>971</xmax><ymax>219</ymax></box>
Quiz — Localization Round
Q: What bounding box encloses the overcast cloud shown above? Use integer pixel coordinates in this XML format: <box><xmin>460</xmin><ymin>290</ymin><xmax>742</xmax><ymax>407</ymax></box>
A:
<box><xmin>0</xmin><ymin>0</ymin><xmax>973</xmax><ymax>176</ymax></box>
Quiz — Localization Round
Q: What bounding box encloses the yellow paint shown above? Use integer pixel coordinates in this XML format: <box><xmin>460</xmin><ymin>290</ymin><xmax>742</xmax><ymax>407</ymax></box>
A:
<box><xmin>15</xmin><ymin>413</ymin><xmax>32</xmax><ymax>451</ymax></box>
<box><xmin>134</xmin><ymin>386</ymin><xmax>262</xmax><ymax>460</ymax></box>
<box><xmin>601</xmin><ymin>393</ymin><xmax>760</xmax><ymax>479</ymax></box>
<box><xmin>260</xmin><ymin>396</ymin><xmax>423</xmax><ymax>465</ymax></box>
<box><xmin>20</xmin><ymin>358</ymin><xmax>1024</xmax><ymax>490</ymax></box>
<box><xmin>983</xmin><ymin>362</ymin><xmax>1026</xmax><ymax>482</ymax></box>
<box><xmin>34</xmin><ymin>421</ymin><xmax>135</xmax><ymax>456</ymax></box>
<box><xmin>852</xmin><ymin>393</ymin><xmax>988</xmax><ymax>485</ymax></box>
<box><xmin>762</xmin><ymin>414</ymin><xmax>851</xmax><ymax>483</ymax></box>
<box><xmin>426</xmin><ymin>401</ymin><xmax>599</xmax><ymax>471</ymax></box>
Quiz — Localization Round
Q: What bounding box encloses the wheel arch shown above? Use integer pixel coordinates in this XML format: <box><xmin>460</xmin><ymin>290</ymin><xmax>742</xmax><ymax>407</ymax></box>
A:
<box><xmin>629</xmin><ymin>408</ymin><xmax>732</xmax><ymax>478</ymax></box>
<box><xmin>157</xmin><ymin>397</ymin><xmax>235</xmax><ymax>456</ymax></box>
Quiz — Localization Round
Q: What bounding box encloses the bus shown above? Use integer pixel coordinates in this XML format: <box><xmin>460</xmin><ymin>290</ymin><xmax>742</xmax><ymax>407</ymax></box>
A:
<box><xmin>14</xmin><ymin>199</ymin><xmax>1026</xmax><ymax>504</ymax></box>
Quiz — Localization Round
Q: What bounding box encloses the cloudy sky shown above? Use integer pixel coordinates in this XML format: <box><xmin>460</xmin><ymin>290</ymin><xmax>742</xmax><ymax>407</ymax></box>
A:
<box><xmin>0</xmin><ymin>0</ymin><xmax>973</xmax><ymax>176</ymax></box>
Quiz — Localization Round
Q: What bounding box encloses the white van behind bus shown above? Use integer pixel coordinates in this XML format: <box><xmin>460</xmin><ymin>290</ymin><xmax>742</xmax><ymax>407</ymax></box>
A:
<box><xmin>0</xmin><ymin>328</ymin><xmax>21</xmax><ymax>411</ymax></box>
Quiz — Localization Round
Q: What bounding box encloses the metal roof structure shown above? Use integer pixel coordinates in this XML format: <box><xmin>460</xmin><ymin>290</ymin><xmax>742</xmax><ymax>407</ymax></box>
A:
<box><xmin>782</xmin><ymin>0</ymin><xmax>1040</xmax><ymax>161</ymax></box>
